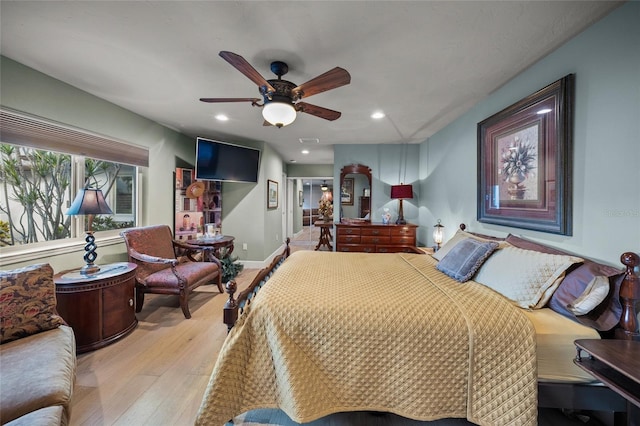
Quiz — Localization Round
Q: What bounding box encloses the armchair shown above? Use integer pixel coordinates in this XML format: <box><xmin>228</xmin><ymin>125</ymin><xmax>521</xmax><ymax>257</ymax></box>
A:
<box><xmin>120</xmin><ymin>224</ymin><xmax>222</xmax><ymax>319</ymax></box>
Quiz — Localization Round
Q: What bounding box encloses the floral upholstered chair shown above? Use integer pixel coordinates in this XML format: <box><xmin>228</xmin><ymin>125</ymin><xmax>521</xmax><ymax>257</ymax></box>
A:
<box><xmin>120</xmin><ymin>225</ymin><xmax>222</xmax><ymax>319</ymax></box>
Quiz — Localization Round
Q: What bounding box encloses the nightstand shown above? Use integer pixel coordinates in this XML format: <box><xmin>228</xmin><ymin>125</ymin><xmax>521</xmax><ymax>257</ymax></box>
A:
<box><xmin>574</xmin><ymin>339</ymin><xmax>640</xmax><ymax>425</ymax></box>
<box><xmin>54</xmin><ymin>262</ymin><xmax>137</xmax><ymax>353</ymax></box>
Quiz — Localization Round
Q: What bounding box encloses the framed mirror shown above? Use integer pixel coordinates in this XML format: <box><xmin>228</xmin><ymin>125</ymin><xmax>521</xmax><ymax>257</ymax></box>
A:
<box><xmin>339</xmin><ymin>164</ymin><xmax>372</xmax><ymax>222</ymax></box>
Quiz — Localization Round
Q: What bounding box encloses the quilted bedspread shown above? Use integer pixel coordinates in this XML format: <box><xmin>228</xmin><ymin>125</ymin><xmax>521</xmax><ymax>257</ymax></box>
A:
<box><xmin>195</xmin><ymin>251</ymin><xmax>537</xmax><ymax>425</ymax></box>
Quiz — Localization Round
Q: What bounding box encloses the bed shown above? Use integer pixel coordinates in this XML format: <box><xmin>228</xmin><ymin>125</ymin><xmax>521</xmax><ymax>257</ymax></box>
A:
<box><xmin>196</xmin><ymin>226</ymin><xmax>639</xmax><ymax>426</ymax></box>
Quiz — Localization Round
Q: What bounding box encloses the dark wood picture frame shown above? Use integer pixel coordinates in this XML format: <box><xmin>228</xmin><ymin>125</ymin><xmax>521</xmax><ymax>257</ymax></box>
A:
<box><xmin>341</xmin><ymin>178</ymin><xmax>354</xmax><ymax>206</ymax></box>
<box><xmin>477</xmin><ymin>74</ymin><xmax>574</xmax><ymax>235</ymax></box>
<box><xmin>267</xmin><ymin>179</ymin><xmax>278</xmax><ymax>209</ymax></box>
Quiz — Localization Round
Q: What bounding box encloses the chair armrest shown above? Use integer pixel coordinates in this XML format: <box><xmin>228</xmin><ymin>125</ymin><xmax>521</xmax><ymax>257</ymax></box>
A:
<box><xmin>128</xmin><ymin>247</ymin><xmax>178</xmax><ymax>266</ymax></box>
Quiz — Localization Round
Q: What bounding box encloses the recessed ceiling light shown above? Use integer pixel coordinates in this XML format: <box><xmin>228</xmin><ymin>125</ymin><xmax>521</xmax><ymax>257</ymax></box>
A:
<box><xmin>537</xmin><ymin>109</ymin><xmax>552</xmax><ymax>115</ymax></box>
<box><xmin>215</xmin><ymin>114</ymin><xmax>229</xmax><ymax>121</ymax></box>
<box><xmin>371</xmin><ymin>111</ymin><xmax>385</xmax><ymax>119</ymax></box>
<box><xmin>301</xmin><ymin>149</ymin><xmax>310</xmax><ymax>155</ymax></box>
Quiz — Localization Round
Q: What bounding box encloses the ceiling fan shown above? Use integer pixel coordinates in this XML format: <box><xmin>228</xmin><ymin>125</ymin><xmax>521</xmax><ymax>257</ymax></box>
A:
<box><xmin>200</xmin><ymin>51</ymin><xmax>351</xmax><ymax>128</ymax></box>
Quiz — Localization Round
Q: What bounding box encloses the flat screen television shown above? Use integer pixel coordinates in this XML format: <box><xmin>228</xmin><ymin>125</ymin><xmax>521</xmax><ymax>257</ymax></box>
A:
<box><xmin>195</xmin><ymin>137</ymin><xmax>261</xmax><ymax>183</ymax></box>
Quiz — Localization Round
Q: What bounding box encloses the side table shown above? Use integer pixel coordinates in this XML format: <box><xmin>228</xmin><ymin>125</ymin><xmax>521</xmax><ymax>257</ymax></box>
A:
<box><xmin>54</xmin><ymin>262</ymin><xmax>137</xmax><ymax>353</ymax></box>
<box><xmin>574</xmin><ymin>339</ymin><xmax>640</xmax><ymax>425</ymax></box>
<box><xmin>314</xmin><ymin>221</ymin><xmax>333</xmax><ymax>251</ymax></box>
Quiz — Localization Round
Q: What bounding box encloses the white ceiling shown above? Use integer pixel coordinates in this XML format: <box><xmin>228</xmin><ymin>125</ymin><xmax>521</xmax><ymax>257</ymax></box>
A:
<box><xmin>0</xmin><ymin>1</ymin><xmax>622</xmax><ymax>165</ymax></box>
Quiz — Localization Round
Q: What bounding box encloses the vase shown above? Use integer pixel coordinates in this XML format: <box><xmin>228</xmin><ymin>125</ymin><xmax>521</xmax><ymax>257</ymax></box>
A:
<box><xmin>507</xmin><ymin>172</ymin><xmax>527</xmax><ymax>200</ymax></box>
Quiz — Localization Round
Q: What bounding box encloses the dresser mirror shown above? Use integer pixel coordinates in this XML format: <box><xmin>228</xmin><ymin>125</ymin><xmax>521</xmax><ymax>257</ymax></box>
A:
<box><xmin>339</xmin><ymin>164</ymin><xmax>372</xmax><ymax>221</ymax></box>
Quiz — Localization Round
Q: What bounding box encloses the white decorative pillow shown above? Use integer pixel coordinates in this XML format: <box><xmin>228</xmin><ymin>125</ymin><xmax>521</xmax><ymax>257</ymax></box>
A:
<box><xmin>567</xmin><ymin>275</ymin><xmax>610</xmax><ymax>316</ymax></box>
<box><xmin>432</xmin><ymin>228</ymin><xmax>509</xmax><ymax>261</ymax></box>
<box><xmin>474</xmin><ymin>246</ymin><xmax>583</xmax><ymax>309</ymax></box>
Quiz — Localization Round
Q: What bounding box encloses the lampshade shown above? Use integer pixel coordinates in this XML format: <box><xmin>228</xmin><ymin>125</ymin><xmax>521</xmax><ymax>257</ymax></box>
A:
<box><xmin>390</xmin><ymin>184</ymin><xmax>413</xmax><ymax>199</ymax></box>
<box><xmin>67</xmin><ymin>188</ymin><xmax>113</xmax><ymax>216</ymax></box>
<box><xmin>262</xmin><ymin>101</ymin><xmax>296</xmax><ymax>128</ymax></box>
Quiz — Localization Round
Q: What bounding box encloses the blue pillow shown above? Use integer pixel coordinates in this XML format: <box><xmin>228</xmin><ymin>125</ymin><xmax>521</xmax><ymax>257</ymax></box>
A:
<box><xmin>437</xmin><ymin>238</ymin><xmax>499</xmax><ymax>282</ymax></box>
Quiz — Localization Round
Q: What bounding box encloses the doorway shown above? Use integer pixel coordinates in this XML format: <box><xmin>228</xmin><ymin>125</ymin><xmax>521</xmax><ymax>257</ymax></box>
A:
<box><xmin>288</xmin><ymin>177</ymin><xmax>333</xmax><ymax>251</ymax></box>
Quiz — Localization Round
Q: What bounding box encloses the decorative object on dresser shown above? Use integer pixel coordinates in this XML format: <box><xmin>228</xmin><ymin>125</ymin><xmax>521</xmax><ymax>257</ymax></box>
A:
<box><xmin>477</xmin><ymin>74</ymin><xmax>574</xmax><ymax>235</ymax></box>
<box><xmin>54</xmin><ymin>262</ymin><xmax>137</xmax><ymax>353</ymax></box>
<box><xmin>390</xmin><ymin>184</ymin><xmax>413</xmax><ymax>224</ymax></box>
<box><xmin>66</xmin><ymin>188</ymin><xmax>113</xmax><ymax>275</ymax></box>
<box><xmin>335</xmin><ymin>222</ymin><xmax>418</xmax><ymax>253</ymax></box>
<box><xmin>120</xmin><ymin>224</ymin><xmax>223</xmax><ymax>318</ymax></box>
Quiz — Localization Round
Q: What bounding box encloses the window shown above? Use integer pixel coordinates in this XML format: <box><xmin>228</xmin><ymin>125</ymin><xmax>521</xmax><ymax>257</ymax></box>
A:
<box><xmin>0</xmin><ymin>107</ymin><xmax>148</xmax><ymax>257</ymax></box>
<box><xmin>0</xmin><ymin>144</ymin><xmax>137</xmax><ymax>245</ymax></box>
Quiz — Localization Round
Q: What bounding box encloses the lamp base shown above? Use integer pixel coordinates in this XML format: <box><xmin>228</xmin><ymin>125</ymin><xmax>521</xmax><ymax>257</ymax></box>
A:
<box><xmin>79</xmin><ymin>263</ymin><xmax>101</xmax><ymax>275</ymax></box>
<box><xmin>395</xmin><ymin>218</ymin><xmax>407</xmax><ymax>225</ymax></box>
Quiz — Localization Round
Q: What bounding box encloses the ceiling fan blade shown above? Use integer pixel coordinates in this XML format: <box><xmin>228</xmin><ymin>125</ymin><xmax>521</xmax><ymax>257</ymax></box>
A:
<box><xmin>219</xmin><ymin>51</ymin><xmax>275</xmax><ymax>93</ymax></box>
<box><xmin>292</xmin><ymin>67</ymin><xmax>351</xmax><ymax>99</ymax></box>
<box><xmin>199</xmin><ymin>97</ymin><xmax>261</xmax><ymax>104</ymax></box>
<box><xmin>295</xmin><ymin>102</ymin><xmax>342</xmax><ymax>121</ymax></box>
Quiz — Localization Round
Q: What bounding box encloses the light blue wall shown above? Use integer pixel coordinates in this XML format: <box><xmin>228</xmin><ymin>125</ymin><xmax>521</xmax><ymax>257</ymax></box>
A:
<box><xmin>421</xmin><ymin>2</ymin><xmax>639</xmax><ymax>265</ymax></box>
<box><xmin>334</xmin><ymin>143</ymin><xmax>420</xmax><ymax>234</ymax></box>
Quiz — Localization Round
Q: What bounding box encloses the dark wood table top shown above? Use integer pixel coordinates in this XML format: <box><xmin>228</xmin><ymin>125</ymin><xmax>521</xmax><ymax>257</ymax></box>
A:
<box><xmin>574</xmin><ymin>339</ymin><xmax>640</xmax><ymax>408</ymax></box>
<box><xmin>314</xmin><ymin>221</ymin><xmax>333</xmax><ymax>227</ymax></box>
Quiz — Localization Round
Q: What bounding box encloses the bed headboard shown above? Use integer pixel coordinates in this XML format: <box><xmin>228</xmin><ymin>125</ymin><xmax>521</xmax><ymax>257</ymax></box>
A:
<box><xmin>457</xmin><ymin>223</ymin><xmax>639</xmax><ymax>341</ymax></box>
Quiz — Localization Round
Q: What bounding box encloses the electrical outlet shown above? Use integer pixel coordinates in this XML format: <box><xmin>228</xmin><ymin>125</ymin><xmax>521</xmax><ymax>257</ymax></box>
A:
<box><xmin>275</xmin><ymin>233</ymin><xmax>279</xmax><ymax>241</ymax></box>
<box><xmin>242</xmin><ymin>243</ymin><xmax>248</xmax><ymax>251</ymax></box>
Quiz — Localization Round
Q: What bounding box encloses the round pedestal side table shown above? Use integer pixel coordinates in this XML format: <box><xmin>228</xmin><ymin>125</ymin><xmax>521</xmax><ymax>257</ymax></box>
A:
<box><xmin>54</xmin><ymin>262</ymin><xmax>137</xmax><ymax>353</ymax></box>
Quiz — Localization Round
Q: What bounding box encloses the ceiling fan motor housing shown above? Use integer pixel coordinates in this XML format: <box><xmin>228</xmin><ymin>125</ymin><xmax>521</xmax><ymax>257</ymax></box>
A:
<box><xmin>265</xmin><ymin>79</ymin><xmax>298</xmax><ymax>102</ymax></box>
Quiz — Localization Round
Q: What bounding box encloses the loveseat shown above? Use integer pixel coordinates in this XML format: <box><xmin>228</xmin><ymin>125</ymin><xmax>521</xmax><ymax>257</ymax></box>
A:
<box><xmin>1</xmin><ymin>263</ymin><xmax>76</xmax><ymax>425</ymax></box>
<box><xmin>302</xmin><ymin>208</ymin><xmax>321</xmax><ymax>226</ymax></box>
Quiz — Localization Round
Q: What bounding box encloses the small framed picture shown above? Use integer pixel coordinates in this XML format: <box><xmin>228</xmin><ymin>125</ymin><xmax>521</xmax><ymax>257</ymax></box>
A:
<box><xmin>267</xmin><ymin>179</ymin><xmax>278</xmax><ymax>209</ymax></box>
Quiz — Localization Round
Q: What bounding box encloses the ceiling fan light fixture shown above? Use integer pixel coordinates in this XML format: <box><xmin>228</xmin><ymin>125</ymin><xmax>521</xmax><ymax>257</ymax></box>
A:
<box><xmin>262</xmin><ymin>101</ymin><xmax>296</xmax><ymax>128</ymax></box>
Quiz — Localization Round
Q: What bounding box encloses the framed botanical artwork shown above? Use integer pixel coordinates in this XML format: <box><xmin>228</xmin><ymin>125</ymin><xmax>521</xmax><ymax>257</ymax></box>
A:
<box><xmin>477</xmin><ymin>74</ymin><xmax>574</xmax><ymax>235</ymax></box>
<box><xmin>267</xmin><ymin>179</ymin><xmax>278</xmax><ymax>209</ymax></box>
<box><xmin>298</xmin><ymin>190</ymin><xmax>303</xmax><ymax>207</ymax></box>
<box><xmin>340</xmin><ymin>178</ymin><xmax>354</xmax><ymax>206</ymax></box>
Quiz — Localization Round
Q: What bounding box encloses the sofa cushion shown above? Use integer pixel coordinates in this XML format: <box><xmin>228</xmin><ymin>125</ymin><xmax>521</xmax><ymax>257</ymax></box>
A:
<box><xmin>4</xmin><ymin>405</ymin><xmax>65</xmax><ymax>426</ymax></box>
<box><xmin>0</xmin><ymin>325</ymin><xmax>76</xmax><ymax>424</ymax></box>
<box><xmin>1</xmin><ymin>263</ymin><xmax>65</xmax><ymax>343</ymax></box>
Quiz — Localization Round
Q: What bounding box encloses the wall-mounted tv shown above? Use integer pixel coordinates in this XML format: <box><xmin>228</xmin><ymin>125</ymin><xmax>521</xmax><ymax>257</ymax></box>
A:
<box><xmin>195</xmin><ymin>137</ymin><xmax>261</xmax><ymax>183</ymax></box>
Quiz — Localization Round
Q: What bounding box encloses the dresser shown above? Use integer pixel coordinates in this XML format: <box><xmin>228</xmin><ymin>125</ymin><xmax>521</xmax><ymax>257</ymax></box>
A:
<box><xmin>335</xmin><ymin>222</ymin><xmax>418</xmax><ymax>253</ymax></box>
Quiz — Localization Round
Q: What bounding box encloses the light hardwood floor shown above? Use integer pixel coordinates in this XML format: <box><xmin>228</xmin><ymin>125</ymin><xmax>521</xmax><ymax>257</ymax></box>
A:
<box><xmin>69</xmin><ymin>227</ymin><xmax>601</xmax><ymax>425</ymax></box>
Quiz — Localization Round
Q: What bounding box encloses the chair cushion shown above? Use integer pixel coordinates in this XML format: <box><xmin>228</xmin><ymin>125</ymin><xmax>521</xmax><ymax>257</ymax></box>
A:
<box><xmin>141</xmin><ymin>261</ymin><xmax>219</xmax><ymax>290</ymax></box>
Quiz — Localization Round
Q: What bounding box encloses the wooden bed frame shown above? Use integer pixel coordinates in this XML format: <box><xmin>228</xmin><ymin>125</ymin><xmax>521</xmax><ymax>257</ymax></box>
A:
<box><xmin>221</xmin><ymin>227</ymin><xmax>639</xmax><ymax>423</ymax></box>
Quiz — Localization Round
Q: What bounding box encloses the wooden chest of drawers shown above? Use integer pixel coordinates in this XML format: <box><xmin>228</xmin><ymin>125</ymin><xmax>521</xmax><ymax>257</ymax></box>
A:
<box><xmin>335</xmin><ymin>222</ymin><xmax>418</xmax><ymax>253</ymax></box>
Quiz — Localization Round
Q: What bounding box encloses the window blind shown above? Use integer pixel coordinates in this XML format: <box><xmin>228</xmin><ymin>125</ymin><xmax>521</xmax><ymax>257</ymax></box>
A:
<box><xmin>0</xmin><ymin>108</ymin><xmax>149</xmax><ymax>167</ymax></box>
